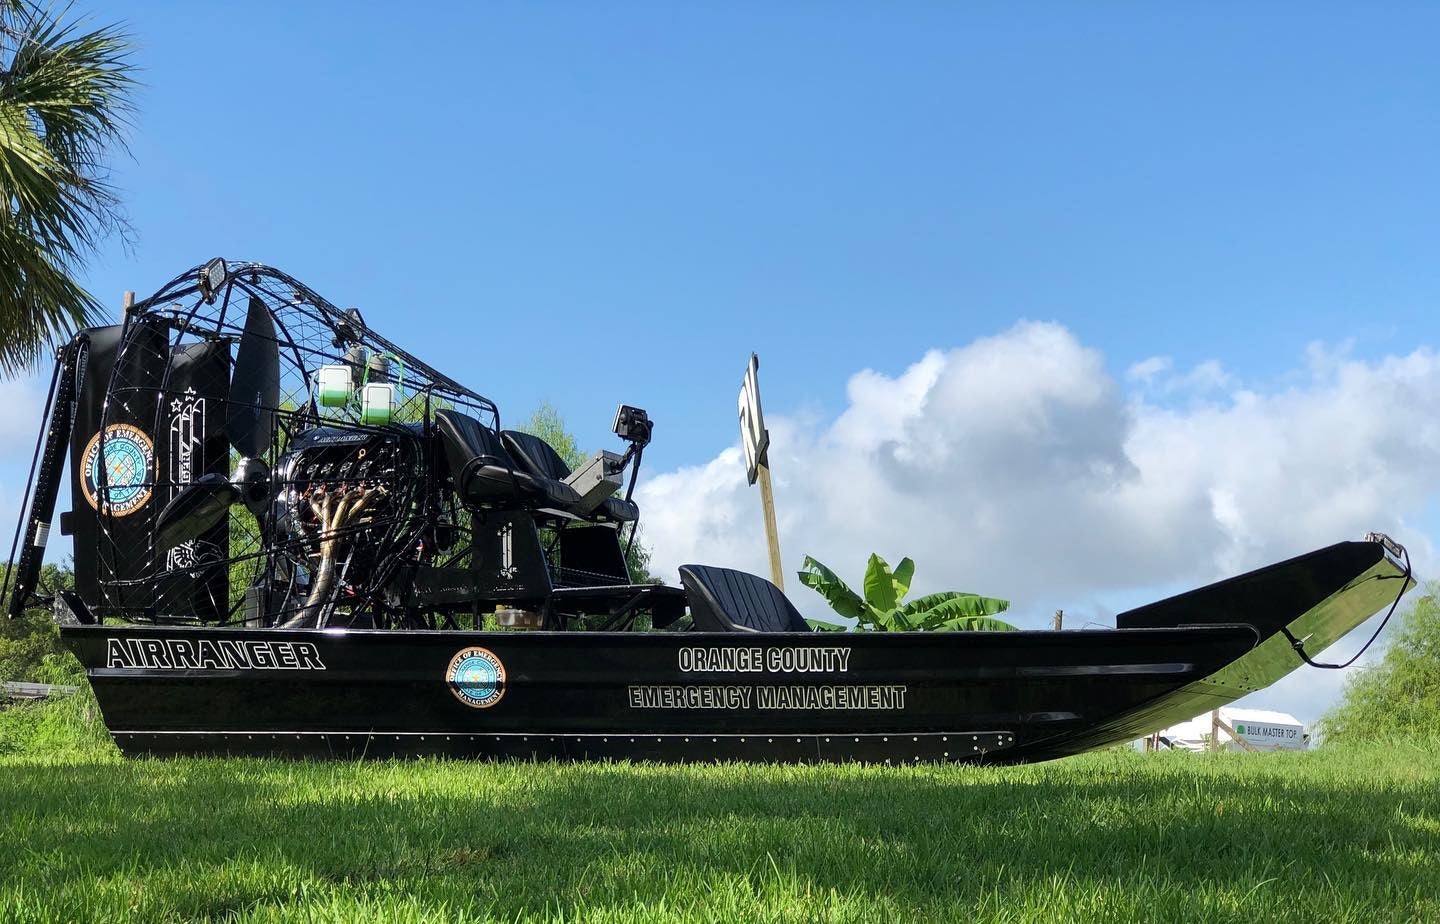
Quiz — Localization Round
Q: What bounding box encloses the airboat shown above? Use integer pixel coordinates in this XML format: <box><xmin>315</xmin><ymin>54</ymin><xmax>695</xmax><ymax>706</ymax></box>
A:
<box><xmin>3</xmin><ymin>260</ymin><xmax>1415</xmax><ymax>763</ymax></box>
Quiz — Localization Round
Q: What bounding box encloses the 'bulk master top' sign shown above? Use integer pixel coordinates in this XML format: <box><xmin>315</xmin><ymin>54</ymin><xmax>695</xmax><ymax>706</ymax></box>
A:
<box><xmin>1231</xmin><ymin>718</ymin><xmax>1306</xmax><ymax>751</ymax></box>
<box><xmin>1148</xmin><ymin>706</ymin><xmax>1309</xmax><ymax>753</ymax></box>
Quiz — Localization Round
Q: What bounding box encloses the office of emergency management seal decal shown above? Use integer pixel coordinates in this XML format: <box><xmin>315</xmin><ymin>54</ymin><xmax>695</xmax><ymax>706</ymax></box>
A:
<box><xmin>79</xmin><ymin>424</ymin><xmax>156</xmax><ymax>516</ymax></box>
<box><xmin>446</xmin><ymin>647</ymin><xmax>506</xmax><ymax>708</ymax></box>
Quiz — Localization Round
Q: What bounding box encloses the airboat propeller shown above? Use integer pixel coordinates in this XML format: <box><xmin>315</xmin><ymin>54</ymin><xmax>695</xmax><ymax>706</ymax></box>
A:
<box><xmin>153</xmin><ymin>473</ymin><xmax>239</xmax><ymax>550</ymax></box>
<box><xmin>227</xmin><ymin>293</ymin><xmax>280</xmax><ymax>460</ymax></box>
<box><xmin>154</xmin><ymin>294</ymin><xmax>279</xmax><ymax>549</ymax></box>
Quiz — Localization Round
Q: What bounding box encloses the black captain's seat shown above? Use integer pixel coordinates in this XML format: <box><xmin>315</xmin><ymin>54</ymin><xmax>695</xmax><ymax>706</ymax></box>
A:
<box><xmin>501</xmin><ymin>429</ymin><xmax>639</xmax><ymax>523</ymax></box>
<box><xmin>433</xmin><ymin>409</ymin><xmax>582</xmax><ymax>511</ymax></box>
<box><xmin>680</xmin><ymin>564</ymin><xmax>812</xmax><ymax>633</ymax></box>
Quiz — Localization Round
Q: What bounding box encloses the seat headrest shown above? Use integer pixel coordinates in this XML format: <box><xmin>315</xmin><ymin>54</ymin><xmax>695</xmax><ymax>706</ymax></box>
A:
<box><xmin>502</xmin><ymin>430</ymin><xmax>573</xmax><ymax>483</ymax></box>
<box><xmin>434</xmin><ymin>409</ymin><xmax>508</xmax><ymax>463</ymax></box>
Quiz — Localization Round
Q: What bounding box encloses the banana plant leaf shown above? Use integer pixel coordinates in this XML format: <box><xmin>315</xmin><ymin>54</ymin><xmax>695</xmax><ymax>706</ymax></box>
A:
<box><xmin>897</xmin><ymin>591</ymin><xmax>1011</xmax><ymax>620</ymax></box>
<box><xmin>863</xmin><ymin>553</ymin><xmax>900</xmax><ymax>612</ymax></box>
<box><xmin>879</xmin><ymin>607</ymin><xmax>921</xmax><ymax>631</ymax></box>
<box><xmin>891</xmin><ymin>557</ymin><xmax>915</xmax><ymax>601</ymax></box>
<box><xmin>934</xmin><ymin>615</ymin><xmax>1020</xmax><ymax>632</ymax></box>
<box><xmin>796</xmin><ymin>556</ymin><xmax>866</xmax><ymax>621</ymax></box>
<box><xmin>799</xmin><ymin>554</ymin><xmax>1013</xmax><ymax>632</ymax></box>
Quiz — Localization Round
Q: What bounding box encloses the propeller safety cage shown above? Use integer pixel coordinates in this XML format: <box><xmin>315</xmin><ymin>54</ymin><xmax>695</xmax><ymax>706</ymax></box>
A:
<box><xmin>47</xmin><ymin>260</ymin><xmax>496</xmax><ymax>627</ymax></box>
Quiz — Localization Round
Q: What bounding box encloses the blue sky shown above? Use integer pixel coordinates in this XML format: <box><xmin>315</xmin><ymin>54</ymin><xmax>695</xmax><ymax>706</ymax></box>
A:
<box><xmin>4</xmin><ymin>3</ymin><xmax>1440</xmax><ymax>723</ymax></box>
<box><xmin>68</xmin><ymin>2</ymin><xmax>1437</xmax><ymax>469</ymax></box>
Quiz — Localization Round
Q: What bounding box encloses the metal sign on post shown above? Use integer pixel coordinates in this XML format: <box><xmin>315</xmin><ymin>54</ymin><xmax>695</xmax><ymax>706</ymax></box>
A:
<box><xmin>738</xmin><ymin>353</ymin><xmax>784</xmax><ymax>590</ymax></box>
<box><xmin>739</xmin><ymin>354</ymin><xmax>769</xmax><ymax>485</ymax></box>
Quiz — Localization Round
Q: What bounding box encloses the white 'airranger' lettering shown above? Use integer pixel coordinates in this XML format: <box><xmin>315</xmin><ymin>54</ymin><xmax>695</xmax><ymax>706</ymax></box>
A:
<box><xmin>104</xmin><ymin>637</ymin><xmax>326</xmax><ymax>671</ymax></box>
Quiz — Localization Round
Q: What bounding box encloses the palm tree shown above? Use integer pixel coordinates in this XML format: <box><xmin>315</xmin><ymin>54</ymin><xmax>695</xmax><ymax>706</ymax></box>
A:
<box><xmin>0</xmin><ymin>1</ymin><xmax>134</xmax><ymax>374</ymax></box>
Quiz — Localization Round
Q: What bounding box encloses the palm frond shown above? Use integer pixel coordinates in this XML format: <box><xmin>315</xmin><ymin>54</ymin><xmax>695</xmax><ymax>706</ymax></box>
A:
<box><xmin>0</xmin><ymin>1</ymin><xmax>134</xmax><ymax>373</ymax></box>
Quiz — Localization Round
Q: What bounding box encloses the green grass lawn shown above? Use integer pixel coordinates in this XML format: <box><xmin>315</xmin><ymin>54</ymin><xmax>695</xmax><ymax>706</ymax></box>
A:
<box><xmin>1</xmin><ymin>698</ymin><xmax>1437</xmax><ymax>923</ymax></box>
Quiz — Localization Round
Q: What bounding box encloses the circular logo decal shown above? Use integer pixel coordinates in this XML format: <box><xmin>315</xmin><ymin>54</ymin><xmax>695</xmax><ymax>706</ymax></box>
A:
<box><xmin>446</xmin><ymin>647</ymin><xmax>506</xmax><ymax>709</ymax></box>
<box><xmin>80</xmin><ymin>424</ymin><xmax>155</xmax><ymax>516</ymax></box>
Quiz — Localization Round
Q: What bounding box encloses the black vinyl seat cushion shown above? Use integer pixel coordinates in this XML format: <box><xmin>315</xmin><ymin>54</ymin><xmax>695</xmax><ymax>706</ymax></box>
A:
<box><xmin>597</xmin><ymin>496</ymin><xmax>639</xmax><ymax>522</ymax></box>
<box><xmin>501</xmin><ymin>430</ymin><xmax>638</xmax><ymax>523</ymax></box>
<box><xmin>434</xmin><ymin>410</ymin><xmax>582</xmax><ymax>511</ymax></box>
<box><xmin>680</xmin><ymin>564</ymin><xmax>811</xmax><ymax>633</ymax></box>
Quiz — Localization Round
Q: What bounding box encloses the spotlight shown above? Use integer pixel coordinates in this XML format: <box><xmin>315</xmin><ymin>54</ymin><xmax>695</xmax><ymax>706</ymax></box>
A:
<box><xmin>612</xmin><ymin>405</ymin><xmax>653</xmax><ymax>446</ymax></box>
<box><xmin>198</xmin><ymin>257</ymin><xmax>227</xmax><ymax>303</ymax></box>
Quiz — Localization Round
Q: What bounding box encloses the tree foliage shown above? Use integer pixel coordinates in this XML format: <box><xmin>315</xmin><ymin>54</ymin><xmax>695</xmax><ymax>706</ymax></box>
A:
<box><xmin>798</xmin><ymin>553</ymin><xmax>1015</xmax><ymax>632</ymax></box>
<box><xmin>0</xmin><ymin>1</ymin><xmax>135</xmax><ymax>374</ymax></box>
<box><xmin>518</xmin><ymin>402</ymin><xmax>586</xmax><ymax>471</ymax></box>
<box><xmin>1</xmin><ymin>560</ymin><xmax>82</xmax><ymax>683</ymax></box>
<box><xmin>1320</xmin><ymin>583</ymin><xmax>1440</xmax><ymax>745</ymax></box>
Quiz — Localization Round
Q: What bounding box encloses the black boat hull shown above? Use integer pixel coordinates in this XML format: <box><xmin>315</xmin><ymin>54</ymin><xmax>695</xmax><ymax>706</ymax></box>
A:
<box><xmin>63</xmin><ymin>540</ymin><xmax>1410</xmax><ymax>764</ymax></box>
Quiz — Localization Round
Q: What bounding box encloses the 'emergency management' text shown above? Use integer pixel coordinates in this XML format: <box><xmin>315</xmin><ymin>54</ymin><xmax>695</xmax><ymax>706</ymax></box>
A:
<box><xmin>628</xmin><ymin>684</ymin><xmax>906</xmax><ymax>711</ymax></box>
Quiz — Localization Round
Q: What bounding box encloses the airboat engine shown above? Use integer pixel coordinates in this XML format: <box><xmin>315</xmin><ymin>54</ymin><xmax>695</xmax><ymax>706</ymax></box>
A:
<box><xmin>270</xmin><ymin>425</ymin><xmax>425</xmax><ymax>628</ymax></box>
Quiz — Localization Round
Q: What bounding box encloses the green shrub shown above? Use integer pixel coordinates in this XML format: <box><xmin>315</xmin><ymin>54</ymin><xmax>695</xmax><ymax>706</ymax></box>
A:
<box><xmin>0</xmin><ymin>685</ymin><xmax>115</xmax><ymax>759</ymax></box>
<box><xmin>1320</xmin><ymin>583</ymin><xmax>1440</xmax><ymax>745</ymax></box>
<box><xmin>1</xmin><ymin>563</ymin><xmax>81</xmax><ymax>683</ymax></box>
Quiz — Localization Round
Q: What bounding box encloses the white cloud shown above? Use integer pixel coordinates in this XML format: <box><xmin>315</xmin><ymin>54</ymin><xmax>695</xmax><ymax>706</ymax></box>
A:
<box><xmin>1128</xmin><ymin>355</ymin><xmax>1232</xmax><ymax>395</ymax></box>
<box><xmin>636</xmin><ymin>321</ymin><xmax>1440</xmax><ymax>724</ymax></box>
<box><xmin>1126</xmin><ymin>355</ymin><xmax>1171</xmax><ymax>384</ymax></box>
<box><xmin>1170</xmin><ymin>358</ymin><xmax>1233</xmax><ymax>394</ymax></box>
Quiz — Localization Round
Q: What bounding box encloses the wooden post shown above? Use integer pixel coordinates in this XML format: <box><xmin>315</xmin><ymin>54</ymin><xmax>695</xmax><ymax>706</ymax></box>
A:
<box><xmin>757</xmin><ymin>461</ymin><xmax>784</xmax><ymax>591</ymax></box>
<box><xmin>1052</xmin><ymin>609</ymin><xmax>1063</xmax><ymax>630</ymax></box>
<box><xmin>121</xmin><ymin>290</ymin><xmax>134</xmax><ymax>320</ymax></box>
<box><xmin>739</xmin><ymin>353</ymin><xmax>784</xmax><ymax>591</ymax></box>
<box><xmin>1213</xmin><ymin>715</ymin><xmax>1258</xmax><ymax>752</ymax></box>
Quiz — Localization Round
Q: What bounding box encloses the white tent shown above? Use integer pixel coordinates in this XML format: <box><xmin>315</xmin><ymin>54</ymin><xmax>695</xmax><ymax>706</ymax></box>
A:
<box><xmin>1142</xmin><ymin>706</ymin><xmax>1308</xmax><ymax>752</ymax></box>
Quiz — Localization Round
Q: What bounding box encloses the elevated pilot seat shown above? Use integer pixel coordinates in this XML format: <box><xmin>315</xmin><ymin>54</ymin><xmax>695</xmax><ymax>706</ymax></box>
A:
<box><xmin>501</xmin><ymin>429</ymin><xmax>639</xmax><ymax>523</ymax></box>
<box><xmin>680</xmin><ymin>564</ymin><xmax>811</xmax><ymax>633</ymax></box>
<box><xmin>433</xmin><ymin>410</ymin><xmax>582</xmax><ymax>511</ymax></box>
